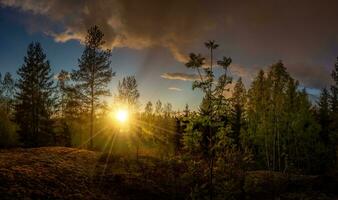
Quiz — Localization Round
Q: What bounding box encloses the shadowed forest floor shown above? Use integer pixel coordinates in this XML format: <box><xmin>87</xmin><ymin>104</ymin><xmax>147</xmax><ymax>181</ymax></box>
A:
<box><xmin>0</xmin><ymin>147</ymin><xmax>337</xmax><ymax>200</ymax></box>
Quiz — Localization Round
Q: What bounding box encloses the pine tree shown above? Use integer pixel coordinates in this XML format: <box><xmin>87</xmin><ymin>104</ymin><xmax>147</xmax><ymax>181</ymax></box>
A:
<box><xmin>14</xmin><ymin>42</ymin><xmax>55</xmax><ymax>147</ymax></box>
<box><xmin>72</xmin><ymin>25</ymin><xmax>114</xmax><ymax>149</ymax></box>
<box><xmin>330</xmin><ymin>57</ymin><xmax>338</xmax><ymax>113</ymax></box>
<box><xmin>184</xmin><ymin>41</ymin><xmax>233</xmax><ymax>199</ymax></box>
<box><xmin>318</xmin><ymin>88</ymin><xmax>330</xmax><ymax>144</ymax></box>
<box><xmin>330</xmin><ymin>58</ymin><xmax>338</xmax><ymax>144</ymax></box>
<box><xmin>247</xmin><ymin>69</ymin><xmax>270</xmax><ymax>169</ymax></box>
<box><xmin>293</xmin><ymin>89</ymin><xmax>321</xmax><ymax>173</ymax></box>
<box><xmin>230</xmin><ymin>78</ymin><xmax>246</xmax><ymax>149</ymax></box>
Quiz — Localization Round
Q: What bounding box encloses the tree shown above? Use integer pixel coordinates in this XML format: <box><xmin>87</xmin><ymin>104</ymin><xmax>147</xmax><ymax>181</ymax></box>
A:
<box><xmin>184</xmin><ymin>41</ymin><xmax>233</xmax><ymax>199</ymax></box>
<box><xmin>230</xmin><ymin>78</ymin><xmax>246</xmax><ymax>149</ymax></box>
<box><xmin>55</xmin><ymin>70</ymin><xmax>73</xmax><ymax>146</ymax></box>
<box><xmin>205</xmin><ymin>40</ymin><xmax>219</xmax><ymax>72</ymax></box>
<box><xmin>246</xmin><ymin>62</ymin><xmax>323</xmax><ymax>173</ymax></box>
<box><xmin>163</xmin><ymin>102</ymin><xmax>173</xmax><ymax>117</ymax></box>
<box><xmin>116</xmin><ymin>75</ymin><xmax>141</xmax><ymax>157</ymax></box>
<box><xmin>1</xmin><ymin>72</ymin><xmax>15</xmax><ymax>115</ymax></box>
<box><xmin>116</xmin><ymin>76</ymin><xmax>140</xmax><ymax>110</ymax></box>
<box><xmin>144</xmin><ymin>101</ymin><xmax>153</xmax><ymax>116</ymax></box>
<box><xmin>246</xmin><ymin>70</ymin><xmax>269</xmax><ymax>168</ymax></box>
<box><xmin>0</xmin><ymin>72</ymin><xmax>17</xmax><ymax>147</ymax></box>
<box><xmin>14</xmin><ymin>42</ymin><xmax>55</xmax><ymax>147</ymax></box>
<box><xmin>330</xmin><ymin>57</ymin><xmax>338</xmax><ymax>113</ymax></box>
<box><xmin>155</xmin><ymin>100</ymin><xmax>162</xmax><ymax>116</ymax></box>
<box><xmin>183</xmin><ymin>103</ymin><xmax>190</xmax><ymax>117</ymax></box>
<box><xmin>72</xmin><ymin>25</ymin><xmax>114</xmax><ymax>149</ymax></box>
<box><xmin>330</xmin><ymin>58</ymin><xmax>338</xmax><ymax>150</ymax></box>
<box><xmin>318</xmin><ymin>88</ymin><xmax>331</xmax><ymax>144</ymax></box>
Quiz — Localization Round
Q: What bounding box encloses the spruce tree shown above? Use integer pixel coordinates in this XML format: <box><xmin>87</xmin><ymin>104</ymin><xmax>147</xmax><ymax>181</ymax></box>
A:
<box><xmin>72</xmin><ymin>25</ymin><xmax>114</xmax><ymax>149</ymax></box>
<box><xmin>318</xmin><ymin>88</ymin><xmax>330</xmax><ymax>144</ymax></box>
<box><xmin>330</xmin><ymin>58</ymin><xmax>338</xmax><ymax>145</ymax></box>
<box><xmin>330</xmin><ymin>58</ymin><xmax>338</xmax><ymax>113</ymax></box>
<box><xmin>230</xmin><ymin>78</ymin><xmax>246</xmax><ymax>149</ymax></box>
<box><xmin>15</xmin><ymin>42</ymin><xmax>55</xmax><ymax>147</ymax></box>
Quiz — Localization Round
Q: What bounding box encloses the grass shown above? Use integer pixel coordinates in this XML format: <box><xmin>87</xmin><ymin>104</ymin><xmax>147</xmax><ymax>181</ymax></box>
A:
<box><xmin>0</xmin><ymin>147</ymin><xmax>337</xmax><ymax>199</ymax></box>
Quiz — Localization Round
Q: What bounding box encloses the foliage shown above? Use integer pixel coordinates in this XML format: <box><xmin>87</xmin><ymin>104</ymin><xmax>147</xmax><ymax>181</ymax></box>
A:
<box><xmin>245</xmin><ymin>61</ymin><xmax>324</xmax><ymax>173</ymax></box>
<box><xmin>183</xmin><ymin>40</ymin><xmax>246</xmax><ymax>199</ymax></box>
<box><xmin>116</xmin><ymin>76</ymin><xmax>140</xmax><ymax>110</ymax></box>
<box><xmin>72</xmin><ymin>25</ymin><xmax>115</xmax><ymax>149</ymax></box>
<box><xmin>14</xmin><ymin>42</ymin><xmax>55</xmax><ymax>147</ymax></box>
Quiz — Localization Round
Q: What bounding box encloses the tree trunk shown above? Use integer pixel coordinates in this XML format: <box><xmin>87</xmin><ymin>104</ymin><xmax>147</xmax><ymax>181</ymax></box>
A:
<box><xmin>89</xmin><ymin>78</ymin><xmax>94</xmax><ymax>149</ymax></box>
<box><xmin>90</xmin><ymin>98</ymin><xmax>94</xmax><ymax>149</ymax></box>
<box><xmin>209</xmin><ymin>158</ymin><xmax>214</xmax><ymax>200</ymax></box>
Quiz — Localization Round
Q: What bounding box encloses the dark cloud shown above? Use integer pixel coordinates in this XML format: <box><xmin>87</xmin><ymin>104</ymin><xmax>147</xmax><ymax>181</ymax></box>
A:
<box><xmin>161</xmin><ymin>72</ymin><xmax>201</xmax><ymax>81</ymax></box>
<box><xmin>286</xmin><ymin>63</ymin><xmax>333</xmax><ymax>89</ymax></box>
<box><xmin>2</xmin><ymin>0</ymin><xmax>338</xmax><ymax>89</ymax></box>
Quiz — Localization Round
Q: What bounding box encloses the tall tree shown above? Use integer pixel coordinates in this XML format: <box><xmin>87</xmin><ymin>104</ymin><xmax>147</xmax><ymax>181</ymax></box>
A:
<box><xmin>330</xmin><ymin>58</ymin><xmax>338</xmax><ymax>145</ymax></box>
<box><xmin>14</xmin><ymin>42</ymin><xmax>55</xmax><ymax>147</ymax></box>
<box><xmin>230</xmin><ymin>78</ymin><xmax>246</xmax><ymax>149</ymax></box>
<box><xmin>246</xmin><ymin>62</ymin><xmax>322</xmax><ymax>173</ymax></box>
<box><xmin>184</xmin><ymin>41</ymin><xmax>233</xmax><ymax>199</ymax></box>
<box><xmin>246</xmin><ymin>69</ymin><xmax>270</xmax><ymax>169</ymax></box>
<box><xmin>72</xmin><ymin>25</ymin><xmax>114</xmax><ymax>149</ymax></box>
<box><xmin>330</xmin><ymin>57</ymin><xmax>338</xmax><ymax>113</ymax></box>
<box><xmin>318</xmin><ymin>88</ymin><xmax>331</xmax><ymax>144</ymax></box>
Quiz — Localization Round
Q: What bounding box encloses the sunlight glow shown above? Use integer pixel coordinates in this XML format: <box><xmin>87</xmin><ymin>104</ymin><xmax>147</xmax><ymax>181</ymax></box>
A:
<box><xmin>115</xmin><ymin>109</ymin><xmax>129</xmax><ymax>123</ymax></box>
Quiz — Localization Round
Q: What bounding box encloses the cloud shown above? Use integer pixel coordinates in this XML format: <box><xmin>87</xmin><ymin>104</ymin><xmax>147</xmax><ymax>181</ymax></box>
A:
<box><xmin>229</xmin><ymin>64</ymin><xmax>260</xmax><ymax>80</ymax></box>
<box><xmin>161</xmin><ymin>72</ymin><xmax>201</xmax><ymax>81</ymax></box>
<box><xmin>2</xmin><ymin>0</ymin><xmax>338</xmax><ymax>90</ymax></box>
<box><xmin>5</xmin><ymin>0</ymin><xmax>338</xmax><ymax>62</ymax></box>
<box><xmin>0</xmin><ymin>0</ymin><xmax>212</xmax><ymax>59</ymax></box>
<box><xmin>168</xmin><ymin>87</ymin><xmax>182</xmax><ymax>91</ymax></box>
<box><xmin>286</xmin><ymin>63</ymin><xmax>333</xmax><ymax>89</ymax></box>
<box><xmin>228</xmin><ymin>62</ymin><xmax>333</xmax><ymax>89</ymax></box>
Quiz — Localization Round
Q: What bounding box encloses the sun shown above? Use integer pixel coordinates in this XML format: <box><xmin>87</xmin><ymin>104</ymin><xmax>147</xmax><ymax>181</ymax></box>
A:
<box><xmin>115</xmin><ymin>109</ymin><xmax>129</xmax><ymax>123</ymax></box>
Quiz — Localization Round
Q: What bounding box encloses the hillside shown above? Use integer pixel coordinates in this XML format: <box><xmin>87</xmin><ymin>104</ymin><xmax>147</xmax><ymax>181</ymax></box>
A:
<box><xmin>0</xmin><ymin>147</ymin><xmax>106</xmax><ymax>199</ymax></box>
<box><xmin>0</xmin><ymin>147</ymin><xmax>183</xmax><ymax>200</ymax></box>
<box><xmin>0</xmin><ymin>147</ymin><xmax>337</xmax><ymax>200</ymax></box>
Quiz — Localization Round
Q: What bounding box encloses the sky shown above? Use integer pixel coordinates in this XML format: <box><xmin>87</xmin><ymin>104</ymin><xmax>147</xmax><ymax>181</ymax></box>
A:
<box><xmin>0</xmin><ymin>0</ymin><xmax>338</xmax><ymax>110</ymax></box>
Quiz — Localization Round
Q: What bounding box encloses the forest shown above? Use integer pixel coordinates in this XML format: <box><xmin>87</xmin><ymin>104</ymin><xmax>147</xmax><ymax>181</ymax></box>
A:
<box><xmin>0</xmin><ymin>25</ymin><xmax>338</xmax><ymax>199</ymax></box>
